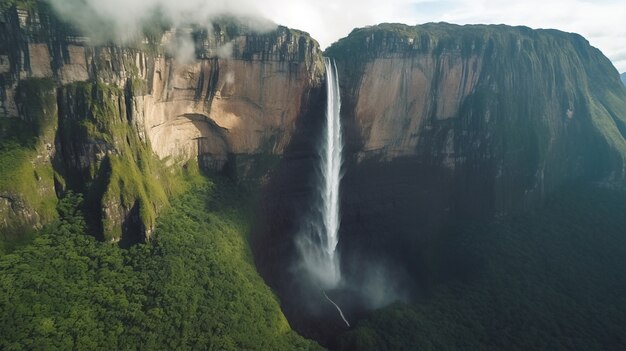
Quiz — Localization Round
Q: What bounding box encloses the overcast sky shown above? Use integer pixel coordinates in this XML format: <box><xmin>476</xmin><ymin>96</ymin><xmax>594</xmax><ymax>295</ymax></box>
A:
<box><xmin>46</xmin><ymin>0</ymin><xmax>626</xmax><ymax>72</ymax></box>
<box><xmin>259</xmin><ymin>0</ymin><xmax>626</xmax><ymax>73</ymax></box>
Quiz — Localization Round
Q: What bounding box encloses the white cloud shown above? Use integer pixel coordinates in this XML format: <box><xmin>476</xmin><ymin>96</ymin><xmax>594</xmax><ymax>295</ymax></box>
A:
<box><xmin>45</xmin><ymin>0</ymin><xmax>268</xmax><ymax>41</ymax></box>
<box><xmin>257</xmin><ymin>0</ymin><xmax>428</xmax><ymax>48</ymax></box>
<box><xmin>263</xmin><ymin>0</ymin><xmax>626</xmax><ymax>72</ymax></box>
<box><xmin>45</xmin><ymin>0</ymin><xmax>626</xmax><ymax>72</ymax></box>
<box><xmin>434</xmin><ymin>0</ymin><xmax>626</xmax><ymax>72</ymax></box>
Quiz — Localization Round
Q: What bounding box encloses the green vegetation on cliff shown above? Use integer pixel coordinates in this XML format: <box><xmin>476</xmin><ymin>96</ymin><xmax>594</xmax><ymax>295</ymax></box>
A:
<box><xmin>0</xmin><ymin>0</ymin><xmax>36</xmax><ymax>11</ymax></box>
<box><xmin>0</xmin><ymin>174</ymin><xmax>319</xmax><ymax>350</ymax></box>
<box><xmin>56</xmin><ymin>81</ymin><xmax>182</xmax><ymax>242</ymax></box>
<box><xmin>0</xmin><ymin>78</ymin><xmax>188</xmax><ymax>249</ymax></box>
<box><xmin>337</xmin><ymin>187</ymin><xmax>626</xmax><ymax>351</ymax></box>
<box><xmin>0</xmin><ymin>77</ymin><xmax>318</xmax><ymax>348</ymax></box>
<box><xmin>0</xmin><ymin>78</ymin><xmax>58</xmax><ymax>251</ymax></box>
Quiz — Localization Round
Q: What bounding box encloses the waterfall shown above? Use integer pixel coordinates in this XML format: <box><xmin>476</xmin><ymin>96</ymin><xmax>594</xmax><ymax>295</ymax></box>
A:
<box><xmin>295</xmin><ymin>57</ymin><xmax>349</xmax><ymax>327</ymax></box>
<box><xmin>320</xmin><ymin>56</ymin><xmax>343</xmax><ymax>286</ymax></box>
<box><xmin>297</xmin><ymin>57</ymin><xmax>344</xmax><ymax>290</ymax></box>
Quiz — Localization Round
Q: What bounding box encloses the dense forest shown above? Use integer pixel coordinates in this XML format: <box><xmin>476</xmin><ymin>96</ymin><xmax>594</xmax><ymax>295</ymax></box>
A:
<box><xmin>0</xmin><ymin>172</ymin><xmax>320</xmax><ymax>350</ymax></box>
<box><xmin>336</xmin><ymin>187</ymin><xmax>626</xmax><ymax>350</ymax></box>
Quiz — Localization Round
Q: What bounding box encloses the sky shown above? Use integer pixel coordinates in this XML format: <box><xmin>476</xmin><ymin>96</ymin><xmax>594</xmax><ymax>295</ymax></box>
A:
<box><xmin>261</xmin><ymin>0</ymin><xmax>626</xmax><ymax>72</ymax></box>
<box><xmin>46</xmin><ymin>0</ymin><xmax>626</xmax><ymax>72</ymax></box>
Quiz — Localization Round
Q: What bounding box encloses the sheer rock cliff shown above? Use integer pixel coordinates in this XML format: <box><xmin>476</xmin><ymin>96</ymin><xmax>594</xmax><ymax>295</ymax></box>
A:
<box><xmin>323</xmin><ymin>22</ymin><xmax>626</xmax><ymax>291</ymax></box>
<box><xmin>0</xmin><ymin>2</ymin><xmax>324</xmax><ymax>241</ymax></box>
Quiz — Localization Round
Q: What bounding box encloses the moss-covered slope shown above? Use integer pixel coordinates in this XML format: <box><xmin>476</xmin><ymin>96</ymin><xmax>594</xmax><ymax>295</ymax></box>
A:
<box><xmin>0</xmin><ymin>78</ymin><xmax>57</xmax><ymax>250</ymax></box>
<box><xmin>54</xmin><ymin>81</ymin><xmax>177</xmax><ymax>243</ymax></box>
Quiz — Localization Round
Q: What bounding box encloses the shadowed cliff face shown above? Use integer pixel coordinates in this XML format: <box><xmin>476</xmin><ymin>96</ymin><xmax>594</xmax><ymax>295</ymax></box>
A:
<box><xmin>0</xmin><ymin>3</ymin><xmax>324</xmax><ymax>242</ymax></box>
<box><xmin>323</xmin><ymin>22</ymin><xmax>626</xmax><ymax>298</ymax></box>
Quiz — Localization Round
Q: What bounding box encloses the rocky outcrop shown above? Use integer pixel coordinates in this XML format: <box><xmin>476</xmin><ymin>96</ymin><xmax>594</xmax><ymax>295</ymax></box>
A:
<box><xmin>0</xmin><ymin>2</ymin><xmax>324</xmax><ymax>242</ymax></box>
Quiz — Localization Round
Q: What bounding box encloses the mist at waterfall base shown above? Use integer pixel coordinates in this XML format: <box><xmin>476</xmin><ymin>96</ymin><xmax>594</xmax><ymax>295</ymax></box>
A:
<box><xmin>292</xmin><ymin>59</ymin><xmax>408</xmax><ymax>326</ymax></box>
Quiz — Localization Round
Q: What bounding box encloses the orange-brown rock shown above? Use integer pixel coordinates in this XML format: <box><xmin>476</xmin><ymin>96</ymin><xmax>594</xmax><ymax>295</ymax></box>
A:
<box><xmin>0</xmin><ymin>4</ymin><xmax>324</xmax><ymax>241</ymax></box>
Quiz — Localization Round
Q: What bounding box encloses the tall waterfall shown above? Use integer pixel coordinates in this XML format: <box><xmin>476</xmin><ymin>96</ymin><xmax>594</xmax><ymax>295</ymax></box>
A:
<box><xmin>320</xmin><ymin>57</ymin><xmax>343</xmax><ymax>286</ymax></box>
<box><xmin>297</xmin><ymin>57</ymin><xmax>344</xmax><ymax>290</ymax></box>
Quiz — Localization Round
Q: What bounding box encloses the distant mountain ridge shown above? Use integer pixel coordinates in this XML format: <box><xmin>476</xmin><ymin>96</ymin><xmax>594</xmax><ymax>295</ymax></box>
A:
<box><xmin>622</xmin><ymin>72</ymin><xmax>626</xmax><ymax>86</ymax></box>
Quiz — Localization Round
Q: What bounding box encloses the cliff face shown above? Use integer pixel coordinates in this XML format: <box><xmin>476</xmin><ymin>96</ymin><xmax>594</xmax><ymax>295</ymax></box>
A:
<box><xmin>322</xmin><ymin>22</ymin><xmax>626</xmax><ymax>290</ymax></box>
<box><xmin>250</xmin><ymin>24</ymin><xmax>626</xmax><ymax>341</ymax></box>
<box><xmin>327</xmin><ymin>23</ymin><xmax>626</xmax><ymax>191</ymax></box>
<box><xmin>0</xmin><ymin>2</ymin><xmax>324</xmax><ymax>242</ymax></box>
<box><xmin>252</xmin><ymin>24</ymin><xmax>626</xmax><ymax>335</ymax></box>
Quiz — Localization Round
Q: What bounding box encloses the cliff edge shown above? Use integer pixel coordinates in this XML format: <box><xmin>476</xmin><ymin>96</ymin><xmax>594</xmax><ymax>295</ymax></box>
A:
<box><xmin>0</xmin><ymin>1</ymin><xmax>324</xmax><ymax>243</ymax></box>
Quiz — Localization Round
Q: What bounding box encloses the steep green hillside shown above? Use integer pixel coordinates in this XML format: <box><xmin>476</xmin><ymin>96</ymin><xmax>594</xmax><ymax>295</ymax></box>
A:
<box><xmin>0</xmin><ymin>78</ymin><xmax>58</xmax><ymax>251</ymax></box>
<box><xmin>337</xmin><ymin>186</ymin><xmax>626</xmax><ymax>351</ymax></box>
<box><xmin>0</xmin><ymin>173</ymin><xmax>320</xmax><ymax>350</ymax></box>
<box><xmin>0</xmin><ymin>0</ymin><xmax>35</xmax><ymax>11</ymax></box>
<box><xmin>54</xmin><ymin>81</ymin><xmax>179</xmax><ymax>243</ymax></box>
<box><xmin>621</xmin><ymin>72</ymin><xmax>626</xmax><ymax>86</ymax></box>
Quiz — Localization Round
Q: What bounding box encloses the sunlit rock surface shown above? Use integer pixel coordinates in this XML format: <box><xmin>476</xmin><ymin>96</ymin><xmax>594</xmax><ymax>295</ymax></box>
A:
<box><xmin>0</xmin><ymin>3</ymin><xmax>324</xmax><ymax>241</ymax></box>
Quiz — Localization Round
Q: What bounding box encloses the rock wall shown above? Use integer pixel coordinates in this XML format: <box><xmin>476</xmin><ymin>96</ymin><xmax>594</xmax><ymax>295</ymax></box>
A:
<box><xmin>326</xmin><ymin>23</ymin><xmax>626</xmax><ymax>216</ymax></box>
<box><xmin>324</xmin><ymin>22</ymin><xmax>626</xmax><ymax>289</ymax></box>
<box><xmin>0</xmin><ymin>2</ymin><xmax>324</xmax><ymax>241</ymax></box>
